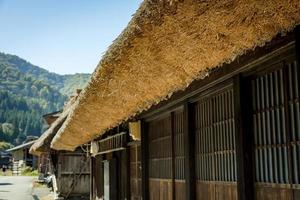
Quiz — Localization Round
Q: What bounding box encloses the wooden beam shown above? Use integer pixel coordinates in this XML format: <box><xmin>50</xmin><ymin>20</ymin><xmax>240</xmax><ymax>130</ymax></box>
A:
<box><xmin>234</xmin><ymin>75</ymin><xmax>254</xmax><ymax>200</ymax></box>
<box><xmin>141</xmin><ymin>120</ymin><xmax>149</xmax><ymax>200</ymax></box>
<box><xmin>183</xmin><ymin>103</ymin><xmax>195</xmax><ymax>200</ymax></box>
<box><xmin>98</xmin><ymin>155</ymin><xmax>104</xmax><ymax>198</ymax></box>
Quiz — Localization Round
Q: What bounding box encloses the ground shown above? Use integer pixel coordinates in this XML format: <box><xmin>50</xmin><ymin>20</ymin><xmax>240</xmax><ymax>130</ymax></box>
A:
<box><xmin>0</xmin><ymin>176</ymin><xmax>53</xmax><ymax>200</ymax></box>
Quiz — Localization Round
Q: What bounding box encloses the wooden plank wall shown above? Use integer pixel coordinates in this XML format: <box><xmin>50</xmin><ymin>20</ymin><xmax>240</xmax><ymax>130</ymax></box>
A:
<box><xmin>56</xmin><ymin>151</ymin><xmax>90</xmax><ymax>197</ymax></box>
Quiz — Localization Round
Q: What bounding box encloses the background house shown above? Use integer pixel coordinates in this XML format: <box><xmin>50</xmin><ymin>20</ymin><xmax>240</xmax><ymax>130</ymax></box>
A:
<box><xmin>7</xmin><ymin>138</ymin><xmax>38</xmax><ymax>175</ymax></box>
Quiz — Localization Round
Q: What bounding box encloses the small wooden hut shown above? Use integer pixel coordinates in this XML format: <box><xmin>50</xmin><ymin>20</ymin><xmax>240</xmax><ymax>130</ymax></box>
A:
<box><xmin>49</xmin><ymin>1</ymin><xmax>300</xmax><ymax>200</ymax></box>
<box><xmin>7</xmin><ymin>139</ymin><xmax>38</xmax><ymax>175</ymax></box>
<box><xmin>30</xmin><ymin>93</ymin><xmax>90</xmax><ymax>200</ymax></box>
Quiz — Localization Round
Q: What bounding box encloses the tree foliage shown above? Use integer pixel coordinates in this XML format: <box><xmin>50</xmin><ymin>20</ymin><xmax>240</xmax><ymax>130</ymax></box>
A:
<box><xmin>0</xmin><ymin>52</ymin><xmax>91</xmax><ymax>145</ymax></box>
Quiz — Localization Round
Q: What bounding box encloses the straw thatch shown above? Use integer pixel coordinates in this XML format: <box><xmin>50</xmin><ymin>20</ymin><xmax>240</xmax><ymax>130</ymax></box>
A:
<box><xmin>30</xmin><ymin>94</ymin><xmax>79</xmax><ymax>155</ymax></box>
<box><xmin>51</xmin><ymin>0</ymin><xmax>300</xmax><ymax>151</ymax></box>
<box><xmin>29</xmin><ymin>113</ymin><xmax>67</xmax><ymax>156</ymax></box>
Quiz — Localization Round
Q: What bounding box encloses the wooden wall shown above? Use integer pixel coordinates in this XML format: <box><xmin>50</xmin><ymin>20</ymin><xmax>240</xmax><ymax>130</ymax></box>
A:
<box><xmin>56</xmin><ymin>151</ymin><xmax>90</xmax><ymax>198</ymax></box>
<box><xmin>38</xmin><ymin>153</ymin><xmax>52</xmax><ymax>174</ymax></box>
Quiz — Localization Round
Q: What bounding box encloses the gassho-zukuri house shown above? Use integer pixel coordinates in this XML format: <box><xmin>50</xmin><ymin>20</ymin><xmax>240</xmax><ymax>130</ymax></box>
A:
<box><xmin>32</xmin><ymin>1</ymin><xmax>300</xmax><ymax>200</ymax></box>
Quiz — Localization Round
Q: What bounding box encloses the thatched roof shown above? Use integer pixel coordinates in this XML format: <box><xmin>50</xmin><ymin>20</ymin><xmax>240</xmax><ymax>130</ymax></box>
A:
<box><xmin>30</xmin><ymin>94</ymin><xmax>79</xmax><ymax>155</ymax></box>
<box><xmin>51</xmin><ymin>0</ymin><xmax>300</xmax><ymax>151</ymax></box>
<box><xmin>7</xmin><ymin>140</ymin><xmax>36</xmax><ymax>152</ymax></box>
<box><xmin>29</xmin><ymin>112</ymin><xmax>68</xmax><ymax>156</ymax></box>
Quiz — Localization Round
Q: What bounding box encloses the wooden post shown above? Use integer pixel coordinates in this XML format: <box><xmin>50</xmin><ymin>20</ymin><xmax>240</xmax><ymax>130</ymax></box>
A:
<box><xmin>184</xmin><ymin>103</ymin><xmax>195</xmax><ymax>200</ymax></box>
<box><xmin>141</xmin><ymin>120</ymin><xmax>149</xmax><ymax>200</ymax></box>
<box><xmin>90</xmin><ymin>157</ymin><xmax>94</xmax><ymax>200</ymax></box>
<box><xmin>126</xmin><ymin>143</ymin><xmax>131</xmax><ymax>200</ymax></box>
<box><xmin>171</xmin><ymin>112</ymin><xmax>175</xmax><ymax>200</ymax></box>
<box><xmin>234</xmin><ymin>75</ymin><xmax>254</xmax><ymax>200</ymax></box>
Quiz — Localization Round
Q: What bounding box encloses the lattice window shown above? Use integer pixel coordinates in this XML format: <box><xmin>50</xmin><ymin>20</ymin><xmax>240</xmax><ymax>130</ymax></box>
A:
<box><xmin>174</xmin><ymin>110</ymin><xmax>185</xmax><ymax>180</ymax></box>
<box><xmin>252</xmin><ymin>67</ymin><xmax>289</xmax><ymax>183</ymax></box>
<box><xmin>148</xmin><ymin>115</ymin><xmax>172</xmax><ymax>179</ymax></box>
<box><xmin>288</xmin><ymin>60</ymin><xmax>300</xmax><ymax>184</ymax></box>
<box><xmin>194</xmin><ymin>87</ymin><xmax>237</xmax><ymax>182</ymax></box>
<box><xmin>252</xmin><ymin>58</ymin><xmax>300</xmax><ymax>184</ymax></box>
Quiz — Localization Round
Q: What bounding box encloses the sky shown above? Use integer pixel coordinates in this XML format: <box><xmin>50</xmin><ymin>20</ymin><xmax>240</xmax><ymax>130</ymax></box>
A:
<box><xmin>0</xmin><ymin>0</ymin><xmax>142</xmax><ymax>75</ymax></box>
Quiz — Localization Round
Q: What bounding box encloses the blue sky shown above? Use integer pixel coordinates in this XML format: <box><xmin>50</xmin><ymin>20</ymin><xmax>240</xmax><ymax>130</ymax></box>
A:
<box><xmin>0</xmin><ymin>0</ymin><xmax>142</xmax><ymax>74</ymax></box>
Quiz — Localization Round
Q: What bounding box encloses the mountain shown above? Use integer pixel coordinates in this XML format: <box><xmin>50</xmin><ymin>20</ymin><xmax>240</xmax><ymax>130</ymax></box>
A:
<box><xmin>0</xmin><ymin>52</ymin><xmax>91</xmax><ymax>146</ymax></box>
<box><xmin>60</xmin><ymin>73</ymin><xmax>91</xmax><ymax>97</ymax></box>
<box><xmin>0</xmin><ymin>53</ymin><xmax>91</xmax><ymax>96</ymax></box>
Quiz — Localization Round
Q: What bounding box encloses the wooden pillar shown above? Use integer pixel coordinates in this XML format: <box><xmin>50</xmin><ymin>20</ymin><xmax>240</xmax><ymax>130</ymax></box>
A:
<box><xmin>184</xmin><ymin>103</ymin><xmax>195</xmax><ymax>200</ymax></box>
<box><xmin>90</xmin><ymin>156</ymin><xmax>94</xmax><ymax>200</ymax></box>
<box><xmin>126</xmin><ymin>145</ymin><xmax>131</xmax><ymax>200</ymax></box>
<box><xmin>171</xmin><ymin>112</ymin><xmax>176</xmax><ymax>200</ymax></box>
<box><xmin>141</xmin><ymin>120</ymin><xmax>149</xmax><ymax>200</ymax></box>
<box><xmin>234</xmin><ymin>75</ymin><xmax>254</xmax><ymax>200</ymax></box>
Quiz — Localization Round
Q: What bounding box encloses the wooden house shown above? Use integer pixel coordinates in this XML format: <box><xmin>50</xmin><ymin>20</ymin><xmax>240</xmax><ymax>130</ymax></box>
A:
<box><xmin>30</xmin><ymin>93</ymin><xmax>90</xmax><ymax>200</ymax></box>
<box><xmin>7</xmin><ymin>139</ymin><xmax>38</xmax><ymax>175</ymax></box>
<box><xmin>49</xmin><ymin>1</ymin><xmax>300</xmax><ymax>200</ymax></box>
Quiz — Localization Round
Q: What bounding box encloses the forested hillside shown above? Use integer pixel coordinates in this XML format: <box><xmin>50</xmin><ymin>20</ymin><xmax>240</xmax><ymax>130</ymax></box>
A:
<box><xmin>0</xmin><ymin>52</ymin><xmax>91</xmax><ymax>146</ymax></box>
<box><xmin>0</xmin><ymin>53</ymin><xmax>91</xmax><ymax>96</ymax></box>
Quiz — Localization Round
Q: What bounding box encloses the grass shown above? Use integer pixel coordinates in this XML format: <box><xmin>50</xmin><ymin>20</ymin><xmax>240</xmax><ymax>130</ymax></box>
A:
<box><xmin>0</xmin><ymin>167</ymin><xmax>38</xmax><ymax>176</ymax></box>
<box><xmin>20</xmin><ymin>166</ymin><xmax>39</xmax><ymax>176</ymax></box>
<box><xmin>0</xmin><ymin>170</ymin><xmax>13</xmax><ymax>176</ymax></box>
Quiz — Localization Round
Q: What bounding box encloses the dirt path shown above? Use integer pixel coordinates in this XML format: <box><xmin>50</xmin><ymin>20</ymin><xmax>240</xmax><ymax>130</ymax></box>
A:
<box><xmin>0</xmin><ymin>176</ymin><xmax>51</xmax><ymax>200</ymax></box>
